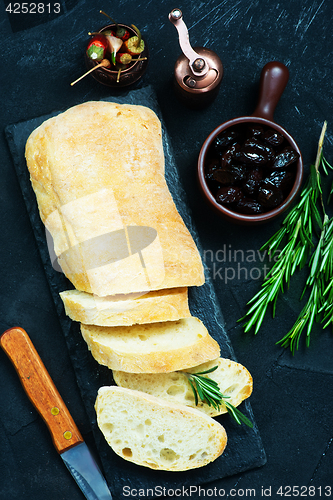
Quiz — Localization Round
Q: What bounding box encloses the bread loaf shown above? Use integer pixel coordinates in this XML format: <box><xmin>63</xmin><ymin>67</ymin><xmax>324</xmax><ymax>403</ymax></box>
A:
<box><xmin>25</xmin><ymin>101</ymin><xmax>204</xmax><ymax>297</ymax></box>
<box><xmin>95</xmin><ymin>386</ymin><xmax>227</xmax><ymax>471</ymax></box>
<box><xmin>80</xmin><ymin>317</ymin><xmax>220</xmax><ymax>373</ymax></box>
<box><xmin>59</xmin><ymin>287</ymin><xmax>190</xmax><ymax>326</ymax></box>
<box><xmin>113</xmin><ymin>357</ymin><xmax>253</xmax><ymax>417</ymax></box>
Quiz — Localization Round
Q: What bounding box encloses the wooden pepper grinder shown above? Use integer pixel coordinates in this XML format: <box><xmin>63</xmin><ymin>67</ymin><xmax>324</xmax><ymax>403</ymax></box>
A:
<box><xmin>168</xmin><ymin>8</ymin><xmax>223</xmax><ymax>107</ymax></box>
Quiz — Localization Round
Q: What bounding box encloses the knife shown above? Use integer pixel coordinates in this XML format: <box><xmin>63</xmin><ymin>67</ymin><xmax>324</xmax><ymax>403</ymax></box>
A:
<box><xmin>0</xmin><ymin>326</ymin><xmax>112</xmax><ymax>500</ymax></box>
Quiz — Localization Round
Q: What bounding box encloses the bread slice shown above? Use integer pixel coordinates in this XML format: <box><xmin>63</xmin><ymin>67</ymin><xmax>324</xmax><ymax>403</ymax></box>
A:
<box><xmin>25</xmin><ymin>101</ymin><xmax>204</xmax><ymax>296</ymax></box>
<box><xmin>80</xmin><ymin>317</ymin><xmax>220</xmax><ymax>373</ymax></box>
<box><xmin>59</xmin><ymin>287</ymin><xmax>191</xmax><ymax>326</ymax></box>
<box><xmin>113</xmin><ymin>357</ymin><xmax>253</xmax><ymax>417</ymax></box>
<box><xmin>95</xmin><ymin>386</ymin><xmax>227</xmax><ymax>471</ymax></box>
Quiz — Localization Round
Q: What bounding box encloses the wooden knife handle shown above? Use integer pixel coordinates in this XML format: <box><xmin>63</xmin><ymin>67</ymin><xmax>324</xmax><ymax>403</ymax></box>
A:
<box><xmin>0</xmin><ymin>327</ymin><xmax>84</xmax><ymax>454</ymax></box>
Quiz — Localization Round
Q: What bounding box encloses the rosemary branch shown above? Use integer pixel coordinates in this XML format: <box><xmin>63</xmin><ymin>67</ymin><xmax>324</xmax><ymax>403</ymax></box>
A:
<box><xmin>239</xmin><ymin>121</ymin><xmax>333</xmax><ymax>343</ymax></box>
<box><xmin>320</xmin><ymin>216</ymin><xmax>333</xmax><ymax>328</ymax></box>
<box><xmin>183</xmin><ymin>366</ymin><xmax>253</xmax><ymax>428</ymax></box>
<box><xmin>277</xmin><ymin>215</ymin><xmax>333</xmax><ymax>352</ymax></box>
<box><xmin>239</xmin><ymin>164</ymin><xmax>321</xmax><ymax>334</ymax></box>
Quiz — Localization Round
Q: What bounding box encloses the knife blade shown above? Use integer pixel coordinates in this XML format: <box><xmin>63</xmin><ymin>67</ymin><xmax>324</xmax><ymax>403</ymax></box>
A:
<box><xmin>0</xmin><ymin>326</ymin><xmax>112</xmax><ymax>500</ymax></box>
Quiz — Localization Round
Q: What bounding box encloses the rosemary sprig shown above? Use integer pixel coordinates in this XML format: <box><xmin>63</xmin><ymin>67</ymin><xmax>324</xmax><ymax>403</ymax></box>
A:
<box><xmin>277</xmin><ymin>215</ymin><xmax>333</xmax><ymax>352</ymax></box>
<box><xmin>276</xmin><ymin>127</ymin><xmax>333</xmax><ymax>351</ymax></box>
<box><xmin>239</xmin><ymin>165</ymin><xmax>321</xmax><ymax>334</ymax></box>
<box><xmin>318</xmin><ymin>217</ymin><xmax>333</xmax><ymax>328</ymax></box>
<box><xmin>183</xmin><ymin>366</ymin><xmax>253</xmax><ymax>428</ymax></box>
<box><xmin>239</xmin><ymin>122</ymin><xmax>332</xmax><ymax>337</ymax></box>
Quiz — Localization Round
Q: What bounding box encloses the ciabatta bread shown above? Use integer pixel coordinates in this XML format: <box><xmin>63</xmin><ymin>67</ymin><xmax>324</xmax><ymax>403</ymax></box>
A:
<box><xmin>59</xmin><ymin>287</ymin><xmax>190</xmax><ymax>326</ymax></box>
<box><xmin>25</xmin><ymin>101</ymin><xmax>204</xmax><ymax>297</ymax></box>
<box><xmin>80</xmin><ymin>317</ymin><xmax>220</xmax><ymax>373</ymax></box>
<box><xmin>113</xmin><ymin>357</ymin><xmax>253</xmax><ymax>417</ymax></box>
<box><xmin>95</xmin><ymin>386</ymin><xmax>227</xmax><ymax>471</ymax></box>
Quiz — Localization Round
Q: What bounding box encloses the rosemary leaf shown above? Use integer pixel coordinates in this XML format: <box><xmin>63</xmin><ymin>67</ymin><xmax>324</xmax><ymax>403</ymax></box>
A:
<box><xmin>192</xmin><ymin>365</ymin><xmax>219</xmax><ymax>376</ymax></box>
<box><xmin>245</xmin><ymin>293</ymin><xmax>269</xmax><ymax>316</ymax></box>
<box><xmin>310</xmin><ymin>196</ymin><xmax>323</xmax><ymax>230</ymax></box>
<box><xmin>317</xmin><ymin>217</ymin><xmax>333</xmax><ymax>329</ymax></box>
<box><xmin>183</xmin><ymin>368</ymin><xmax>253</xmax><ymax>427</ymax></box>
<box><xmin>224</xmin><ymin>402</ymin><xmax>253</xmax><ymax>428</ymax></box>
<box><xmin>322</xmin><ymin>155</ymin><xmax>333</xmax><ymax>171</ymax></box>
<box><xmin>225</xmin><ymin>402</ymin><xmax>241</xmax><ymax>425</ymax></box>
<box><xmin>195</xmin><ymin>379</ymin><xmax>206</xmax><ymax>403</ymax></box>
<box><xmin>255</xmin><ymin>304</ymin><xmax>269</xmax><ymax>334</ymax></box>
<box><xmin>187</xmin><ymin>378</ymin><xmax>198</xmax><ymax>406</ymax></box>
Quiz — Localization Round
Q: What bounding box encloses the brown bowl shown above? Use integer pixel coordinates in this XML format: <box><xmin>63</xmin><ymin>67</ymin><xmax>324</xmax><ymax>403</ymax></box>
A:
<box><xmin>85</xmin><ymin>24</ymin><xmax>149</xmax><ymax>87</ymax></box>
<box><xmin>198</xmin><ymin>62</ymin><xmax>303</xmax><ymax>225</ymax></box>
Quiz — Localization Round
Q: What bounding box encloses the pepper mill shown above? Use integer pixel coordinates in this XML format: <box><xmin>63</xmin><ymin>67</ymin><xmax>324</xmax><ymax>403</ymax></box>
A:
<box><xmin>168</xmin><ymin>8</ymin><xmax>223</xmax><ymax>107</ymax></box>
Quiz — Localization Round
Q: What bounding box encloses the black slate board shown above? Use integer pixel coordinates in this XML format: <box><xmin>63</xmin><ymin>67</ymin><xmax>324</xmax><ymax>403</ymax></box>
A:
<box><xmin>5</xmin><ymin>86</ymin><xmax>266</xmax><ymax>499</ymax></box>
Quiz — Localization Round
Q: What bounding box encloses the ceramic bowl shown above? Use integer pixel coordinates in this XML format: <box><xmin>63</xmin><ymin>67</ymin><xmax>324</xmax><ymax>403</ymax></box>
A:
<box><xmin>85</xmin><ymin>23</ymin><xmax>149</xmax><ymax>87</ymax></box>
<box><xmin>197</xmin><ymin>62</ymin><xmax>303</xmax><ymax>225</ymax></box>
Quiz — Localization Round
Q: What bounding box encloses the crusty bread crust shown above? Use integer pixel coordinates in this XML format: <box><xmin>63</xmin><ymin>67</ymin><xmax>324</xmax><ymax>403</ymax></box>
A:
<box><xmin>80</xmin><ymin>317</ymin><xmax>220</xmax><ymax>373</ymax></box>
<box><xmin>59</xmin><ymin>287</ymin><xmax>191</xmax><ymax>326</ymax></box>
<box><xmin>25</xmin><ymin>101</ymin><xmax>204</xmax><ymax>296</ymax></box>
<box><xmin>95</xmin><ymin>386</ymin><xmax>227</xmax><ymax>471</ymax></box>
<box><xmin>113</xmin><ymin>357</ymin><xmax>253</xmax><ymax>417</ymax></box>
<box><xmin>24</xmin><ymin>101</ymin><xmax>252</xmax><ymax>474</ymax></box>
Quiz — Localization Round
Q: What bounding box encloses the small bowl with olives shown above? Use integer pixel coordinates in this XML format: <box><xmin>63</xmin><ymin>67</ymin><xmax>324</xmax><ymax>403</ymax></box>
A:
<box><xmin>197</xmin><ymin>62</ymin><xmax>303</xmax><ymax>225</ymax></box>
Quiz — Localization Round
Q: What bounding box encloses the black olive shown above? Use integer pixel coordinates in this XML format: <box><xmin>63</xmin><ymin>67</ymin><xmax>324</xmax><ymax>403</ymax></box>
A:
<box><xmin>245</xmin><ymin>138</ymin><xmax>275</xmax><ymax>163</ymax></box>
<box><xmin>216</xmin><ymin>186</ymin><xmax>243</xmax><ymax>204</ymax></box>
<box><xmin>263</xmin><ymin>128</ymin><xmax>284</xmax><ymax>147</ymax></box>
<box><xmin>235</xmin><ymin>138</ymin><xmax>273</xmax><ymax>165</ymax></box>
<box><xmin>212</xmin><ymin>129</ymin><xmax>239</xmax><ymax>153</ymax></box>
<box><xmin>204</xmin><ymin>122</ymin><xmax>300</xmax><ymax>216</ymax></box>
<box><xmin>272</xmin><ymin>147</ymin><xmax>300</xmax><ymax>170</ymax></box>
<box><xmin>242</xmin><ymin>168</ymin><xmax>263</xmax><ymax>196</ymax></box>
<box><xmin>213</xmin><ymin>165</ymin><xmax>246</xmax><ymax>185</ymax></box>
<box><xmin>247</xmin><ymin>125</ymin><xmax>264</xmax><ymax>139</ymax></box>
<box><xmin>237</xmin><ymin>198</ymin><xmax>264</xmax><ymax>214</ymax></box>
<box><xmin>261</xmin><ymin>170</ymin><xmax>295</xmax><ymax>194</ymax></box>
<box><xmin>204</xmin><ymin>159</ymin><xmax>220</xmax><ymax>182</ymax></box>
<box><xmin>258</xmin><ymin>186</ymin><xmax>284</xmax><ymax>208</ymax></box>
<box><xmin>220</xmin><ymin>143</ymin><xmax>240</xmax><ymax>168</ymax></box>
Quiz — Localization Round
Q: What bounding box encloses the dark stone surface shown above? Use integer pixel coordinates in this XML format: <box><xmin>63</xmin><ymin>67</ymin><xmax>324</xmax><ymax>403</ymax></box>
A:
<box><xmin>1</xmin><ymin>0</ymin><xmax>333</xmax><ymax>499</ymax></box>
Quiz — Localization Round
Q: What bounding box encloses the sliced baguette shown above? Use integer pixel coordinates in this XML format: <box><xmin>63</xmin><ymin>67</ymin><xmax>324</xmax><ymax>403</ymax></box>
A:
<box><xmin>59</xmin><ymin>287</ymin><xmax>190</xmax><ymax>326</ymax></box>
<box><xmin>80</xmin><ymin>317</ymin><xmax>220</xmax><ymax>373</ymax></box>
<box><xmin>25</xmin><ymin>101</ymin><xmax>205</xmax><ymax>296</ymax></box>
<box><xmin>95</xmin><ymin>386</ymin><xmax>227</xmax><ymax>471</ymax></box>
<box><xmin>113</xmin><ymin>357</ymin><xmax>253</xmax><ymax>417</ymax></box>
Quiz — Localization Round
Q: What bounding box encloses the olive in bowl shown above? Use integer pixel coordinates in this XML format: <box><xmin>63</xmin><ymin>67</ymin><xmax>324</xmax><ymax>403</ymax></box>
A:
<box><xmin>198</xmin><ymin>119</ymin><xmax>303</xmax><ymax>224</ymax></box>
<box><xmin>197</xmin><ymin>62</ymin><xmax>303</xmax><ymax>225</ymax></box>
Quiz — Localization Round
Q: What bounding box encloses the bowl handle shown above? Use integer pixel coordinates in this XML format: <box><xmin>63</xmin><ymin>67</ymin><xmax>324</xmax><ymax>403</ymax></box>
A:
<box><xmin>252</xmin><ymin>61</ymin><xmax>289</xmax><ymax>121</ymax></box>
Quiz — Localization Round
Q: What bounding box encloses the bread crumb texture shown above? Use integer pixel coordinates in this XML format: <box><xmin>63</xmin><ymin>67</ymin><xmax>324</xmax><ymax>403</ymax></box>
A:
<box><xmin>59</xmin><ymin>287</ymin><xmax>191</xmax><ymax>326</ymax></box>
<box><xmin>95</xmin><ymin>386</ymin><xmax>227</xmax><ymax>471</ymax></box>
<box><xmin>80</xmin><ymin>317</ymin><xmax>220</xmax><ymax>373</ymax></box>
<box><xmin>113</xmin><ymin>357</ymin><xmax>253</xmax><ymax>417</ymax></box>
